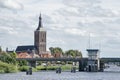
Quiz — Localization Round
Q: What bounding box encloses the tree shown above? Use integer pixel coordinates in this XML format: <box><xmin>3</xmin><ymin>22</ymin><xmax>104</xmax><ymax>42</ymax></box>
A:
<box><xmin>65</xmin><ymin>50</ymin><xmax>75</xmax><ymax>57</ymax></box>
<box><xmin>54</xmin><ymin>47</ymin><xmax>63</xmax><ymax>55</ymax></box>
<box><xmin>65</xmin><ymin>49</ymin><xmax>82</xmax><ymax>58</ymax></box>
<box><xmin>17</xmin><ymin>60</ymin><xmax>28</xmax><ymax>66</ymax></box>
<box><xmin>75</xmin><ymin>50</ymin><xmax>82</xmax><ymax>58</ymax></box>
<box><xmin>0</xmin><ymin>51</ymin><xmax>17</xmax><ymax>65</ymax></box>
<box><xmin>49</xmin><ymin>47</ymin><xmax>54</xmax><ymax>54</ymax></box>
<box><xmin>0</xmin><ymin>46</ymin><xmax>2</xmax><ymax>53</ymax></box>
<box><xmin>49</xmin><ymin>47</ymin><xmax>64</xmax><ymax>55</ymax></box>
<box><xmin>10</xmin><ymin>52</ymin><xmax>17</xmax><ymax>58</ymax></box>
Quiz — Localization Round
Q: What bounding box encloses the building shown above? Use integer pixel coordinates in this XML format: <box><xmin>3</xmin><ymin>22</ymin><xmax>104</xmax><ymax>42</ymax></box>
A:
<box><xmin>34</xmin><ymin>14</ymin><xmax>46</xmax><ymax>54</ymax></box>
<box><xmin>86</xmin><ymin>49</ymin><xmax>100</xmax><ymax>72</ymax></box>
<box><xmin>16</xmin><ymin>52</ymin><xmax>32</xmax><ymax>58</ymax></box>
<box><xmin>16</xmin><ymin>45</ymin><xmax>40</xmax><ymax>58</ymax></box>
<box><xmin>16</xmin><ymin>14</ymin><xmax>52</xmax><ymax>58</ymax></box>
<box><xmin>16</xmin><ymin>45</ymin><xmax>37</xmax><ymax>53</ymax></box>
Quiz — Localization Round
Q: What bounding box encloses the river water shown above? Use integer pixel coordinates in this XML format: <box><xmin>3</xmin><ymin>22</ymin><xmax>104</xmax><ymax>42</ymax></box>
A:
<box><xmin>0</xmin><ymin>65</ymin><xmax>120</xmax><ymax>80</ymax></box>
<box><xmin>0</xmin><ymin>71</ymin><xmax>120</xmax><ymax>80</ymax></box>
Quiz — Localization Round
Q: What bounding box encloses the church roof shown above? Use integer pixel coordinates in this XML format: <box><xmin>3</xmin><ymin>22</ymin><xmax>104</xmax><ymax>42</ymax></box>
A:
<box><xmin>36</xmin><ymin>13</ymin><xmax>43</xmax><ymax>30</ymax></box>
<box><xmin>16</xmin><ymin>45</ymin><xmax>37</xmax><ymax>52</ymax></box>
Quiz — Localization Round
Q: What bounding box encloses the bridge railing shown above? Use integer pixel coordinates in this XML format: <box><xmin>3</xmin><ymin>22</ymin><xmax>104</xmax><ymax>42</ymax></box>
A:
<box><xmin>100</xmin><ymin>58</ymin><xmax>120</xmax><ymax>63</ymax></box>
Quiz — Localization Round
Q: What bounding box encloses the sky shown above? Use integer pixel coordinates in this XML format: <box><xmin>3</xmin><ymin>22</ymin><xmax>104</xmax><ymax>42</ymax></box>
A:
<box><xmin>0</xmin><ymin>0</ymin><xmax>120</xmax><ymax>57</ymax></box>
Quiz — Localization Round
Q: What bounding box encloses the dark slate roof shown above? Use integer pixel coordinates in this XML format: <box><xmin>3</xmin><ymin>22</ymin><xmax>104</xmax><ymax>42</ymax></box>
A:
<box><xmin>86</xmin><ymin>49</ymin><xmax>99</xmax><ymax>51</ymax></box>
<box><xmin>16</xmin><ymin>45</ymin><xmax>37</xmax><ymax>52</ymax></box>
<box><xmin>37</xmin><ymin>13</ymin><xmax>43</xmax><ymax>30</ymax></box>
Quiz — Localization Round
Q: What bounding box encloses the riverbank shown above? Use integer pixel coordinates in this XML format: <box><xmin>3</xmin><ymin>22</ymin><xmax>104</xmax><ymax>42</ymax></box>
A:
<box><xmin>0</xmin><ymin>61</ymin><xmax>77</xmax><ymax>73</ymax></box>
<box><xmin>36</xmin><ymin>64</ymin><xmax>77</xmax><ymax>71</ymax></box>
<box><xmin>19</xmin><ymin>64</ymin><xmax>77</xmax><ymax>72</ymax></box>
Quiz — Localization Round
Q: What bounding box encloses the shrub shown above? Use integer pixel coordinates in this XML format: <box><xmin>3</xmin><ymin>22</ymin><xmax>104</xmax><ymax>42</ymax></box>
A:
<box><xmin>47</xmin><ymin>66</ymin><xmax>57</xmax><ymax>70</ymax></box>
<box><xmin>36</xmin><ymin>66</ymin><xmax>57</xmax><ymax>70</ymax></box>
<box><xmin>0</xmin><ymin>61</ymin><xmax>18</xmax><ymax>73</ymax></box>
<box><xmin>18</xmin><ymin>66</ymin><xmax>29</xmax><ymax>72</ymax></box>
<box><xmin>17</xmin><ymin>60</ymin><xmax>28</xmax><ymax>66</ymax></box>
<box><xmin>36</xmin><ymin>66</ymin><xmax>45</xmax><ymax>70</ymax></box>
<box><xmin>67</xmin><ymin>61</ymin><xmax>73</xmax><ymax>64</ymax></box>
<box><xmin>18</xmin><ymin>66</ymin><xmax>38</xmax><ymax>72</ymax></box>
<box><xmin>0</xmin><ymin>70</ymin><xmax>4</xmax><ymax>73</ymax></box>
<box><xmin>61</xmin><ymin>65</ymin><xmax>72</xmax><ymax>71</ymax></box>
<box><xmin>32</xmin><ymin>67</ymin><xmax>37</xmax><ymax>72</ymax></box>
<box><xmin>61</xmin><ymin>62</ymin><xmax>66</xmax><ymax>65</ymax></box>
<box><xmin>37</xmin><ymin>61</ymin><xmax>42</xmax><ymax>66</ymax></box>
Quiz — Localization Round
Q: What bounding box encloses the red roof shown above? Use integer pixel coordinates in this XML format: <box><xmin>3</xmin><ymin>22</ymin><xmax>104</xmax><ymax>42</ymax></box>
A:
<box><xmin>17</xmin><ymin>52</ymin><xmax>32</xmax><ymax>58</ymax></box>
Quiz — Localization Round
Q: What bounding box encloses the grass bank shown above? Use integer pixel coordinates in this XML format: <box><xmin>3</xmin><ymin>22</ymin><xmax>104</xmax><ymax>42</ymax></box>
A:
<box><xmin>0</xmin><ymin>61</ymin><xmax>78</xmax><ymax>73</ymax></box>
<box><xmin>36</xmin><ymin>64</ymin><xmax>77</xmax><ymax>71</ymax></box>
<box><xmin>18</xmin><ymin>66</ymin><xmax>37</xmax><ymax>72</ymax></box>
<box><xmin>0</xmin><ymin>61</ymin><xmax>18</xmax><ymax>73</ymax></box>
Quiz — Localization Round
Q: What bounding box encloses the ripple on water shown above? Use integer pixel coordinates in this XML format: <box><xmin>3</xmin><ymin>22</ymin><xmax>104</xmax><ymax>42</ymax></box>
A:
<box><xmin>0</xmin><ymin>71</ymin><xmax>120</xmax><ymax>80</ymax></box>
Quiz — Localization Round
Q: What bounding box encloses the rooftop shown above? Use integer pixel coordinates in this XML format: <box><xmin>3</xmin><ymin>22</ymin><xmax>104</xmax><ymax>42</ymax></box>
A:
<box><xmin>16</xmin><ymin>45</ymin><xmax>37</xmax><ymax>52</ymax></box>
<box><xmin>86</xmin><ymin>49</ymin><xmax>99</xmax><ymax>51</ymax></box>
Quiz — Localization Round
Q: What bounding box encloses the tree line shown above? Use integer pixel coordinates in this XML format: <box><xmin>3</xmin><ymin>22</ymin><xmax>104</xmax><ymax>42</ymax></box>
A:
<box><xmin>0</xmin><ymin>46</ymin><xmax>83</xmax><ymax>73</ymax></box>
<box><xmin>49</xmin><ymin>47</ymin><xmax>82</xmax><ymax>58</ymax></box>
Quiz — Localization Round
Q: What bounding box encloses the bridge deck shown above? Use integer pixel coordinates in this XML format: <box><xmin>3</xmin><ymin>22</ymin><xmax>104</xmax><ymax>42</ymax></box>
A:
<box><xmin>16</xmin><ymin>57</ymin><xmax>120</xmax><ymax>62</ymax></box>
<box><xmin>101</xmin><ymin>58</ymin><xmax>120</xmax><ymax>62</ymax></box>
<box><xmin>16</xmin><ymin>58</ymin><xmax>88</xmax><ymax>61</ymax></box>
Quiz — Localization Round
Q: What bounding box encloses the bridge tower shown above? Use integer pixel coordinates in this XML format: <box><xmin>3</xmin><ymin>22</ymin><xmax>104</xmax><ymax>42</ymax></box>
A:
<box><xmin>86</xmin><ymin>49</ymin><xmax>100</xmax><ymax>72</ymax></box>
<box><xmin>34</xmin><ymin>14</ymin><xmax>46</xmax><ymax>54</ymax></box>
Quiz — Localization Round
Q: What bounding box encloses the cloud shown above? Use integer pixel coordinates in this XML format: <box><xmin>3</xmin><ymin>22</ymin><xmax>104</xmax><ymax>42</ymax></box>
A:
<box><xmin>47</xmin><ymin>38</ymin><xmax>65</xmax><ymax>45</ymax></box>
<box><xmin>64</xmin><ymin>28</ymin><xmax>87</xmax><ymax>36</ymax></box>
<box><xmin>63</xmin><ymin>0</ymin><xmax>101</xmax><ymax>7</ymax></box>
<box><xmin>56</xmin><ymin>0</ymin><xmax>119</xmax><ymax>18</ymax></box>
<box><xmin>0</xmin><ymin>0</ymin><xmax>23</xmax><ymax>10</ymax></box>
<box><xmin>0</xmin><ymin>0</ymin><xmax>120</xmax><ymax>57</ymax></box>
<box><xmin>46</xmin><ymin>0</ymin><xmax>120</xmax><ymax>57</ymax></box>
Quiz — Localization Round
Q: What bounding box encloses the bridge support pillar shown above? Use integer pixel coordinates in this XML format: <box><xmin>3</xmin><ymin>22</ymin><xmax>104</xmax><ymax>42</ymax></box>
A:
<box><xmin>99</xmin><ymin>61</ymin><xmax>104</xmax><ymax>72</ymax></box>
<box><xmin>79</xmin><ymin>60</ymin><xmax>86</xmax><ymax>71</ymax></box>
<box><xmin>87</xmin><ymin>60</ymin><xmax>99</xmax><ymax>72</ymax></box>
<box><xmin>28</xmin><ymin>61</ymin><xmax>36</xmax><ymax>68</ymax></box>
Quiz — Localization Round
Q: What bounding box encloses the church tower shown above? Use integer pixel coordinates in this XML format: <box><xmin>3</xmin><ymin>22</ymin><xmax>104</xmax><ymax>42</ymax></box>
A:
<box><xmin>34</xmin><ymin>14</ymin><xmax>46</xmax><ymax>54</ymax></box>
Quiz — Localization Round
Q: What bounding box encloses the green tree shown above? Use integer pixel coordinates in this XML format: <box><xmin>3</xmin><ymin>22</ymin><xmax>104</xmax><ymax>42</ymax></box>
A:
<box><xmin>75</xmin><ymin>50</ymin><xmax>82</xmax><ymax>58</ymax></box>
<box><xmin>65</xmin><ymin>50</ymin><xmax>75</xmax><ymax>57</ymax></box>
<box><xmin>10</xmin><ymin>52</ymin><xmax>17</xmax><ymax>58</ymax></box>
<box><xmin>0</xmin><ymin>61</ymin><xmax>18</xmax><ymax>73</ymax></box>
<box><xmin>0</xmin><ymin>46</ymin><xmax>2</xmax><ymax>53</ymax></box>
<box><xmin>0</xmin><ymin>52</ymin><xmax>17</xmax><ymax>65</ymax></box>
<box><xmin>17</xmin><ymin>60</ymin><xmax>28</xmax><ymax>66</ymax></box>
<box><xmin>54</xmin><ymin>47</ymin><xmax>63</xmax><ymax>54</ymax></box>
<box><xmin>49</xmin><ymin>47</ymin><xmax>64</xmax><ymax>55</ymax></box>
<box><xmin>65</xmin><ymin>49</ymin><xmax>82</xmax><ymax>58</ymax></box>
<box><xmin>49</xmin><ymin>47</ymin><xmax>54</xmax><ymax>54</ymax></box>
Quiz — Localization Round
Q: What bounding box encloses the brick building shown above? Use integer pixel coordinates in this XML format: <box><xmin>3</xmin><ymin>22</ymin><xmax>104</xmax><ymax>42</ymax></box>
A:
<box><xmin>16</xmin><ymin>14</ymin><xmax>52</xmax><ymax>58</ymax></box>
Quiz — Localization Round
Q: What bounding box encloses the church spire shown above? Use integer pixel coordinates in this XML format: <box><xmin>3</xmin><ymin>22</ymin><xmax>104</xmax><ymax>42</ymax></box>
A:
<box><xmin>37</xmin><ymin>13</ymin><xmax>43</xmax><ymax>30</ymax></box>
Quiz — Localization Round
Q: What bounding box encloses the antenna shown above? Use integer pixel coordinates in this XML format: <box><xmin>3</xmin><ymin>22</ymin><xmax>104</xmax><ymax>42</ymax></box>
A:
<box><xmin>99</xmin><ymin>38</ymin><xmax>101</xmax><ymax>52</ymax></box>
<box><xmin>88</xmin><ymin>32</ymin><xmax>91</xmax><ymax>49</ymax></box>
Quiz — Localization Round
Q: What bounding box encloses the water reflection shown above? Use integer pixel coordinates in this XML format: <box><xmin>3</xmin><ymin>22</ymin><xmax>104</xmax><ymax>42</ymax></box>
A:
<box><xmin>104</xmin><ymin>64</ymin><xmax>120</xmax><ymax>72</ymax></box>
<box><xmin>0</xmin><ymin>67</ymin><xmax>120</xmax><ymax>80</ymax></box>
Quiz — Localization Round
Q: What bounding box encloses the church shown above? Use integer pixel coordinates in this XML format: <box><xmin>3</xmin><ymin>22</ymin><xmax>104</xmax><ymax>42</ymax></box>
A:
<box><xmin>16</xmin><ymin>14</ymin><xmax>52</xmax><ymax>58</ymax></box>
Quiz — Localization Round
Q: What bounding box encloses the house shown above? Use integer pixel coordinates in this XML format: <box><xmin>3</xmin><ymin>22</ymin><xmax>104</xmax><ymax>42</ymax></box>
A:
<box><xmin>16</xmin><ymin>45</ymin><xmax>40</xmax><ymax>58</ymax></box>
